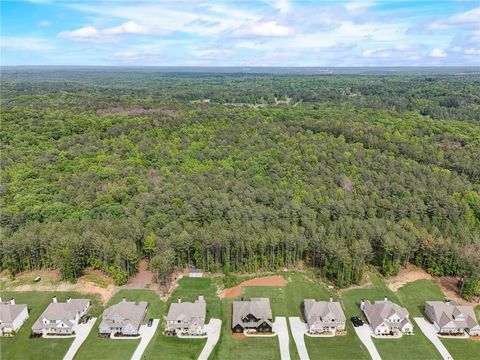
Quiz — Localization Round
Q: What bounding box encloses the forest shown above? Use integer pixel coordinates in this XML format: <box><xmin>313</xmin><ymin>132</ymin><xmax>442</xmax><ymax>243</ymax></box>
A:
<box><xmin>1</xmin><ymin>68</ymin><xmax>479</xmax><ymax>299</ymax></box>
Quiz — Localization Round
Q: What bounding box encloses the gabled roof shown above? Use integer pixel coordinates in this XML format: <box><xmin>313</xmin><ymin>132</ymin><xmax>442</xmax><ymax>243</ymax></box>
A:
<box><xmin>363</xmin><ymin>300</ymin><xmax>409</xmax><ymax>330</ymax></box>
<box><xmin>32</xmin><ymin>299</ymin><xmax>89</xmax><ymax>331</ymax></box>
<box><xmin>0</xmin><ymin>302</ymin><xmax>27</xmax><ymax>323</ymax></box>
<box><xmin>304</xmin><ymin>299</ymin><xmax>346</xmax><ymax>327</ymax></box>
<box><xmin>426</xmin><ymin>301</ymin><xmax>479</xmax><ymax>329</ymax></box>
<box><xmin>100</xmin><ymin>300</ymin><xmax>147</xmax><ymax>330</ymax></box>
<box><xmin>232</xmin><ymin>298</ymin><xmax>272</xmax><ymax>329</ymax></box>
<box><xmin>167</xmin><ymin>296</ymin><xmax>206</xmax><ymax>326</ymax></box>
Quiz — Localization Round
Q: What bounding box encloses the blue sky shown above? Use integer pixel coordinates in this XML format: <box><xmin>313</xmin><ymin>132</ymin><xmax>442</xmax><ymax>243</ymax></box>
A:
<box><xmin>1</xmin><ymin>0</ymin><xmax>479</xmax><ymax>66</ymax></box>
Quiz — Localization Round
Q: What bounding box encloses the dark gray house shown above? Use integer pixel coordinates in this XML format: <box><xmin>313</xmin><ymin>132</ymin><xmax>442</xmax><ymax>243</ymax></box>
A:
<box><xmin>231</xmin><ymin>298</ymin><xmax>273</xmax><ymax>333</ymax></box>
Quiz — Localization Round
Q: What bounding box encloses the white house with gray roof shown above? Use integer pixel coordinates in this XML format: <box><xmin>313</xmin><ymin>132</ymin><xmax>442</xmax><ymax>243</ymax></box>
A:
<box><xmin>425</xmin><ymin>300</ymin><xmax>480</xmax><ymax>336</ymax></box>
<box><xmin>304</xmin><ymin>298</ymin><xmax>346</xmax><ymax>334</ymax></box>
<box><xmin>361</xmin><ymin>297</ymin><xmax>413</xmax><ymax>335</ymax></box>
<box><xmin>32</xmin><ymin>296</ymin><xmax>89</xmax><ymax>336</ymax></box>
<box><xmin>166</xmin><ymin>295</ymin><xmax>206</xmax><ymax>335</ymax></box>
<box><xmin>0</xmin><ymin>298</ymin><xmax>29</xmax><ymax>336</ymax></box>
<box><xmin>232</xmin><ymin>297</ymin><xmax>273</xmax><ymax>333</ymax></box>
<box><xmin>99</xmin><ymin>299</ymin><xmax>147</xmax><ymax>336</ymax></box>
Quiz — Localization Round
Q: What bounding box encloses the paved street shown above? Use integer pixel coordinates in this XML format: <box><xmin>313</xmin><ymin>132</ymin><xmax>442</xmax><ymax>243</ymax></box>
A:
<box><xmin>414</xmin><ymin>317</ymin><xmax>454</xmax><ymax>360</ymax></box>
<box><xmin>63</xmin><ymin>317</ymin><xmax>97</xmax><ymax>360</ymax></box>
<box><xmin>197</xmin><ymin>318</ymin><xmax>222</xmax><ymax>360</ymax></box>
<box><xmin>288</xmin><ymin>317</ymin><xmax>310</xmax><ymax>360</ymax></box>
<box><xmin>272</xmin><ymin>317</ymin><xmax>291</xmax><ymax>360</ymax></box>
<box><xmin>353</xmin><ymin>325</ymin><xmax>382</xmax><ymax>360</ymax></box>
<box><xmin>131</xmin><ymin>319</ymin><xmax>160</xmax><ymax>360</ymax></box>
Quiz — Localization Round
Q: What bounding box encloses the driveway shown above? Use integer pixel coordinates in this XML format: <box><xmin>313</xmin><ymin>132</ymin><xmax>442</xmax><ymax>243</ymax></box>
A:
<box><xmin>197</xmin><ymin>318</ymin><xmax>222</xmax><ymax>360</ymax></box>
<box><xmin>414</xmin><ymin>317</ymin><xmax>454</xmax><ymax>360</ymax></box>
<box><xmin>131</xmin><ymin>319</ymin><xmax>160</xmax><ymax>360</ymax></box>
<box><xmin>272</xmin><ymin>317</ymin><xmax>290</xmax><ymax>360</ymax></box>
<box><xmin>288</xmin><ymin>317</ymin><xmax>310</xmax><ymax>360</ymax></box>
<box><xmin>63</xmin><ymin>317</ymin><xmax>96</xmax><ymax>360</ymax></box>
<box><xmin>353</xmin><ymin>325</ymin><xmax>382</xmax><ymax>360</ymax></box>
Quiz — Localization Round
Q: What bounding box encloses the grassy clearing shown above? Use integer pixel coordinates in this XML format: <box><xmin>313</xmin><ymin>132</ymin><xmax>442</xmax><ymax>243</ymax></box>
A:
<box><xmin>74</xmin><ymin>289</ymin><xmax>163</xmax><ymax>360</ymax></box>
<box><xmin>0</xmin><ymin>291</ymin><xmax>102</xmax><ymax>360</ymax></box>
<box><xmin>143</xmin><ymin>277</ymin><xmax>221</xmax><ymax>360</ymax></box>
<box><xmin>340</xmin><ymin>274</ymin><xmax>442</xmax><ymax>360</ymax></box>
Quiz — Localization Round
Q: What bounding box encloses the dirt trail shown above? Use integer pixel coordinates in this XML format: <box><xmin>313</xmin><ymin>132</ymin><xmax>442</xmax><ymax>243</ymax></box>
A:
<box><xmin>387</xmin><ymin>264</ymin><xmax>433</xmax><ymax>291</ymax></box>
<box><xmin>221</xmin><ymin>275</ymin><xmax>287</xmax><ymax>298</ymax></box>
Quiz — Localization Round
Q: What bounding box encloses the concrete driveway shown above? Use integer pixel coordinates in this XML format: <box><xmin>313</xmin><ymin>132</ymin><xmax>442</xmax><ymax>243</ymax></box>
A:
<box><xmin>63</xmin><ymin>317</ymin><xmax>97</xmax><ymax>360</ymax></box>
<box><xmin>197</xmin><ymin>318</ymin><xmax>222</xmax><ymax>360</ymax></box>
<box><xmin>353</xmin><ymin>325</ymin><xmax>382</xmax><ymax>360</ymax></box>
<box><xmin>414</xmin><ymin>317</ymin><xmax>454</xmax><ymax>360</ymax></box>
<box><xmin>288</xmin><ymin>317</ymin><xmax>310</xmax><ymax>360</ymax></box>
<box><xmin>272</xmin><ymin>317</ymin><xmax>290</xmax><ymax>360</ymax></box>
<box><xmin>131</xmin><ymin>319</ymin><xmax>160</xmax><ymax>360</ymax></box>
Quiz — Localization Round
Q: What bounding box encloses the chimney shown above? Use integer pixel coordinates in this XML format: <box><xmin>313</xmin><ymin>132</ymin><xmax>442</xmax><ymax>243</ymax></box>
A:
<box><xmin>122</xmin><ymin>297</ymin><xmax>126</xmax><ymax>302</ymax></box>
<box><xmin>67</xmin><ymin>297</ymin><xmax>71</xmax><ymax>303</ymax></box>
<box><xmin>360</xmin><ymin>299</ymin><xmax>365</xmax><ymax>310</ymax></box>
<box><xmin>10</xmin><ymin>298</ymin><xmax>15</xmax><ymax>305</ymax></box>
<box><xmin>0</xmin><ymin>297</ymin><xmax>2</xmax><ymax>303</ymax></box>
<box><xmin>198</xmin><ymin>295</ymin><xmax>205</xmax><ymax>302</ymax></box>
<box><xmin>445</xmin><ymin>299</ymin><xmax>450</xmax><ymax>305</ymax></box>
<box><xmin>178</xmin><ymin>298</ymin><xmax>182</xmax><ymax>304</ymax></box>
<box><xmin>329</xmin><ymin>297</ymin><xmax>333</xmax><ymax>303</ymax></box>
<box><xmin>384</xmin><ymin>296</ymin><xmax>388</xmax><ymax>302</ymax></box>
<box><xmin>52</xmin><ymin>296</ymin><xmax>57</xmax><ymax>303</ymax></box>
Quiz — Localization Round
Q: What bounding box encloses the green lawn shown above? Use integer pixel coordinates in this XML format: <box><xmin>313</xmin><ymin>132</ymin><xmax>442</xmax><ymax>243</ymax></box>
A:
<box><xmin>74</xmin><ymin>289</ymin><xmax>164</xmax><ymax>360</ymax></box>
<box><xmin>143</xmin><ymin>277</ymin><xmax>221</xmax><ymax>360</ymax></box>
<box><xmin>340</xmin><ymin>274</ymin><xmax>442</xmax><ymax>360</ymax></box>
<box><xmin>0</xmin><ymin>291</ymin><xmax>102</xmax><ymax>360</ymax></box>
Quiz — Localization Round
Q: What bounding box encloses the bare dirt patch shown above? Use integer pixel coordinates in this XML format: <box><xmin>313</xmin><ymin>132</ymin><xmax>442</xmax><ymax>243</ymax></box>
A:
<box><xmin>123</xmin><ymin>259</ymin><xmax>155</xmax><ymax>289</ymax></box>
<box><xmin>96</xmin><ymin>107</ymin><xmax>177</xmax><ymax>116</ymax></box>
<box><xmin>435</xmin><ymin>276</ymin><xmax>479</xmax><ymax>306</ymax></box>
<box><xmin>221</xmin><ymin>275</ymin><xmax>287</xmax><ymax>299</ymax></box>
<box><xmin>387</xmin><ymin>264</ymin><xmax>432</xmax><ymax>291</ymax></box>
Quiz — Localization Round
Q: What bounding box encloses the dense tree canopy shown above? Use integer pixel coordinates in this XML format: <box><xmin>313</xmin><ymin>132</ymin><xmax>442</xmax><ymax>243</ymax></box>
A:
<box><xmin>1</xmin><ymin>69</ymin><xmax>479</xmax><ymax>297</ymax></box>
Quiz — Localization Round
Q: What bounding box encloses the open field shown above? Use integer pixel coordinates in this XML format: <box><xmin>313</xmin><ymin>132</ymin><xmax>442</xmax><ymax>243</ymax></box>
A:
<box><xmin>221</xmin><ymin>275</ymin><xmax>287</xmax><ymax>298</ymax></box>
<box><xmin>0</xmin><ymin>291</ymin><xmax>102</xmax><ymax>360</ymax></box>
<box><xmin>74</xmin><ymin>289</ymin><xmax>163</xmax><ymax>360</ymax></box>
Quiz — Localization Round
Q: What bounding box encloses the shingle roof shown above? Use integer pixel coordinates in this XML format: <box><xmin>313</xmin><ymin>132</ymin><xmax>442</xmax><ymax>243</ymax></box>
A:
<box><xmin>32</xmin><ymin>299</ymin><xmax>89</xmax><ymax>331</ymax></box>
<box><xmin>426</xmin><ymin>301</ymin><xmax>479</xmax><ymax>329</ymax></box>
<box><xmin>0</xmin><ymin>302</ymin><xmax>27</xmax><ymax>323</ymax></box>
<box><xmin>232</xmin><ymin>298</ymin><xmax>272</xmax><ymax>329</ymax></box>
<box><xmin>304</xmin><ymin>299</ymin><xmax>346</xmax><ymax>327</ymax></box>
<box><xmin>363</xmin><ymin>300</ymin><xmax>409</xmax><ymax>330</ymax></box>
<box><xmin>167</xmin><ymin>296</ymin><xmax>206</xmax><ymax>326</ymax></box>
<box><xmin>100</xmin><ymin>300</ymin><xmax>147</xmax><ymax>330</ymax></box>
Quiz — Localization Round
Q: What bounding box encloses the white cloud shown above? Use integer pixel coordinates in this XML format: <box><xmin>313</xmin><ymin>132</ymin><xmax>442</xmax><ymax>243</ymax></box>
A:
<box><xmin>109</xmin><ymin>50</ymin><xmax>164</xmax><ymax>62</ymax></box>
<box><xmin>0</xmin><ymin>36</ymin><xmax>54</xmax><ymax>50</ymax></box>
<box><xmin>274</xmin><ymin>0</ymin><xmax>291</xmax><ymax>13</ymax></box>
<box><xmin>59</xmin><ymin>21</ymin><xmax>163</xmax><ymax>42</ymax></box>
<box><xmin>345</xmin><ymin>2</ymin><xmax>376</xmax><ymax>11</ymax></box>
<box><xmin>233</xmin><ymin>21</ymin><xmax>291</xmax><ymax>37</ymax></box>
<box><xmin>39</xmin><ymin>20</ymin><xmax>51</xmax><ymax>27</ymax></box>
<box><xmin>429</xmin><ymin>48</ymin><xmax>447</xmax><ymax>57</ymax></box>
<box><xmin>428</xmin><ymin>7</ymin><xmax>480</xmax><ymax>29</ymax></box>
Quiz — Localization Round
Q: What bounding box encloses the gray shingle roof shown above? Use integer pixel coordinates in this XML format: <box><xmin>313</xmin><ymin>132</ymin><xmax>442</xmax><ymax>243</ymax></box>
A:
<box><xmin>232</xmin><ymin>298</ymin><xmax>272</xmax><ymax>329</ymax></box>
<box><xmin>304</xmin><ymin>299</ymin><xmax>346</xmax><ymax>327</ymax></box>
<box><xmin>426</xmin><ymin>301</ymin><xmax>479</xmax><ymax>329</ymax></box>
<box><xmin>167</xmin><ymin>296</ymin><xmax>206</xmax><ymax>326</ymax></box>
<box><xmin>32</xmin><ymin>299</ymin><xmax>89</xmax><ymax>331</ymax></box>
<box><xmin>363</xmin><ymin>300</ymin><xmax>409</xmax><ymax>330</ymax></box>
<box><xmin>0</xmin><ymin>302</ymin><xmax>27</xmax><ymax>323</ymax></box>
<box><xmin>100</xmin><ymin>300</ymin><xmax>147</xmax><ymax>330</ymax></box>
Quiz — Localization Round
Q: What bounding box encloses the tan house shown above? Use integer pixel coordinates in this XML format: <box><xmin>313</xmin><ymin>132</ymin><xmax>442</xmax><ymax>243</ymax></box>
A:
<box><xmin>425</xmin><ymin>300</ymin><xmax>480</xmax><ymax>336</ymax></box>
<box><xmin>304</xmin><ymin>298</ymin><xmax>346</xmax><ymax>334</ymax></box>
<box><xmin>166</xmin><ymin>295</ymin><xmax>206</xmax><ymax>336</ymax></box>
<box><xmin>361</xmin><ymin>297</ymin><xmax>413</xmax><ymax>335</ymax></box>
<box><xmin>99</xmin><ymin>299</ymin><xmax>147</xmax><ymax>336</ymax></box>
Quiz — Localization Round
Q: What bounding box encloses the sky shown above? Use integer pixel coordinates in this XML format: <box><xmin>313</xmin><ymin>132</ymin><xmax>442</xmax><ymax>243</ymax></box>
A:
<box><xmin>1</xmin><ymin>0</ymin><xmax>479</xmax><ymax>66</ymax></box>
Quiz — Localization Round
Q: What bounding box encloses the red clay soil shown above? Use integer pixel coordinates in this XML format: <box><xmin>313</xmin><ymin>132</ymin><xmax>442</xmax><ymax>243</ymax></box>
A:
<box><xmin>123</xmin><ymin>259</ymin><xmax>155</xmax><ymax>289</ymax></box>
<box><xmin>222</xmin><ymin>275</ymin><xmax>287</xmax><ymax>298</ymax></box>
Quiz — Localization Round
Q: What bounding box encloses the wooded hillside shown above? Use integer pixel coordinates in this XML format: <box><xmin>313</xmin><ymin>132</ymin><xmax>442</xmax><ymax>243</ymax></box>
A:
<box><xmin>1</xmin><ymin>70</ymin><xmax>479</xmax><ymax>298</ymax></box>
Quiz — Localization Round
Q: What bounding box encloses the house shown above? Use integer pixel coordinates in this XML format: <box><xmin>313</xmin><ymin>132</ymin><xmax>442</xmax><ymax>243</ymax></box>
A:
<box><xmin>0</xmin><ymin>298</ymin><xmax>29</xmax><ymax>336</ymax></box>
<box><xmin>166</xmin><ymin>295</ymin><xmax>206</xmax><ymax>335</ymax></box>
<box><xmin>361</xmin><ymin>297</ymin><xmax>413</xmax><ymax>335</ymax></box>
<box><xmin>303</xmin><ymin>298</ymin><xmax>346</xmax><ymax>334</ymax></box>
<box><xmin>99</xmin><ymin>298</ymin><xmax>147</xmax><ymax>336</ymax></box>
<box><xmin>189</xmin><ymin>268</ymin><xmax>203</xmax><ymax>278</ymax></box>
<box><xmin>232</xmin><ymin>297</ymin><xmax>273</xmax><ymax>333</ymax></box>
<box><xmin>32</xmin><ymin>296</ymin><xmax>90</xmax><ymax>336</ymax></box>
<box><xmin>425</xmin><ymin>300</ymin><xmax>480</xmax><ymax>336</ymax></box>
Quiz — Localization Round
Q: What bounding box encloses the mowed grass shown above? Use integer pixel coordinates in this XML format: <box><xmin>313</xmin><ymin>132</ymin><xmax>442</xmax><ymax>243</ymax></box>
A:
<box><xmin>74</xmin><ymin>289</ymin><xmax>164</xmax><ymax>360</ymax></box>
<box><xmin>143</xmin><ymin>277</ymin><xmax>220</xmax><ymax>360</ymax></box>
<box><xmin>0</xmin><ymin>291</ymin><xmax>102</xmax><ymax>360</ymax></box>
<box><xmin>341</xmin><ymin>274</ymin><xmax>442</xmax><ymax>360</ymax></box>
